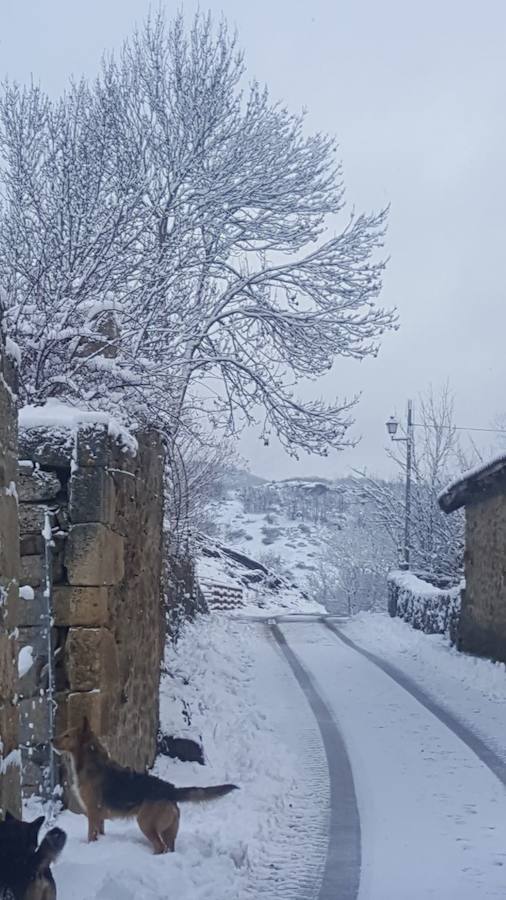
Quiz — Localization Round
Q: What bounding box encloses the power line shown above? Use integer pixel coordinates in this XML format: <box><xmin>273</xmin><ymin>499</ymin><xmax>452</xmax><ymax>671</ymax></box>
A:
<box><xmin>411</xmin><ymin>423</ymin><xmax>506</xmax><ymax>435</ymax></box>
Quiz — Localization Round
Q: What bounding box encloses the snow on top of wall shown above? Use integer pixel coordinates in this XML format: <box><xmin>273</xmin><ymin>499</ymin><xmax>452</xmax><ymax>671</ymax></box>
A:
<box><xmin>19</xmin><ymin>399</ymin><xmax>138</xmax><ymax>456</ymax></box>
<box><xmin>387</xmin><ymin>570</ymin><xmax>460</xmax><ymax>598</ymax></box>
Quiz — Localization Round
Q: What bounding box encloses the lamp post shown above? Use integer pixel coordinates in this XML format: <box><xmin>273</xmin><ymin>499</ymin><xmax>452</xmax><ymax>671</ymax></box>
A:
<box><xmin>385</xmin><ymin>400</ymin><xmax>413</xmax><ymax>570</ymax></box>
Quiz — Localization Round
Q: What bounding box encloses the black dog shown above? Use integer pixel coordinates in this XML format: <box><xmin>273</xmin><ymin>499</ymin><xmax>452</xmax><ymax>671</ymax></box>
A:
<box><xmin>0</xmin><ymin>811</ymin><xmax>66</xmax><ymax>900</ymax></box>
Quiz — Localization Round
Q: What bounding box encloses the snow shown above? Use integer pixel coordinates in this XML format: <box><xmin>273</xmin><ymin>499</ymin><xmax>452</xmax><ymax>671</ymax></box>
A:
<box><xmin>20</xmin><ymin>585</ymin><xmax>35</xmax><ymax>601</ymax></box>
<box><xmin>388</xmin><ymin>569</ymin><xmax>454</xmax><ymax>598</ymax></box>
<box><xmin>342</xmin><ymin>611</ymin><xmax>506</xmax><ymax>768</ymax></box>
<box><xmin>37</xmin><ymin>615</ymin><xmax>329</xmax><ymax>899</ymax></box>
<box><xmin>282</xmin><ymin>620</ymin><xmax>506</xmax><ymax>899</ymax></box>
<box><xmin>18</xmin><ymin>645</ymin><xmax>34</xmax><ymax>678</ymax></box>
<box><xmin>197</xmin><ymin>490</ymin><xmax>329</xmax><ymax>614</ymax></box>
<box><xmin>4</xmin><ymin>480</ymin><xmax>18</xmax><ymax>502</ymax></box>
<box><xmin>439</xmin><ymin>449</ymin><xmax>506</xmax><ymax>505</ymax></box>
<box><xmin>5</xmin><ymin>335</ymin><xmax>21</xmax><ymax>365</ymax></box>
<box><xmin>42</xmin><ymin>512</ymin><xmax>53</xmax><ymax>542</ymax></box>
<box><xmin>0</xmin><ymin>748</ymin><xmax>21</xmax><ymax>775</ymax></box>
<box><xmin>19</xmin><ymin>400</ymin><xmax>138</xmax><ymax>456</ymax></box>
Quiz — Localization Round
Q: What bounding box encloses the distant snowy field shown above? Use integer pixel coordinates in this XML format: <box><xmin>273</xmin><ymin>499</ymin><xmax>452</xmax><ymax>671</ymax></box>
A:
<box><xmin>38</xmin><ymin>615</ymin><xmax>328</xmax><ymax>900</ymax></box>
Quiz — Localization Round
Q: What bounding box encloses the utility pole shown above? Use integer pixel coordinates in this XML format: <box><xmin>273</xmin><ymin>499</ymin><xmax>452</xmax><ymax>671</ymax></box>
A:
<box><xmin>386</xmin><ymin>399</ymin><xmax>414</xmax><ymax>570</ymax></box>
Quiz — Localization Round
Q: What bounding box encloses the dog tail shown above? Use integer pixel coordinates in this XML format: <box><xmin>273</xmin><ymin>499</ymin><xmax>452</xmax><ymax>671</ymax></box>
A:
<box><xmin>34</xmin><ymin>827</ymin><xmax>67</xmax><ymax>872</ymax></box>
<box><xmin>173</xmin><ymin>784</ymin><xmax>238</xmax><ymax>803</ymax></box>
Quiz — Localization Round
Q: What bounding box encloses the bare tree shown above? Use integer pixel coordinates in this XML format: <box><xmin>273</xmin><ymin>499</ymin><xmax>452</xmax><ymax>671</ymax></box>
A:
<box><xmin>166</xmin><ymin>427</ymin><xmax>242</xmax><ymax>549</ymax></box>
<box><xmin>0</xmin><ymin>11</ymin><xmax>395</xmax><ymax>460</ymax></box>
<box><xmin>354</xmin><ymin>385</ymin><xmax>472</xmax><ymax>578</ymax></box>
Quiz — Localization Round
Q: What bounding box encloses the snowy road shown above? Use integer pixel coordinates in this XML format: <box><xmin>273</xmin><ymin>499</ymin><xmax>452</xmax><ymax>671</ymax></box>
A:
<box><xmin>38</xmin><ymin>613</ymin><xmax>506</xmax><ymax>899</ymax></box>
<box><xmin>277</xmin><ymin>619</ymin><xmax>506</xmax><ymax>900</ymax></box>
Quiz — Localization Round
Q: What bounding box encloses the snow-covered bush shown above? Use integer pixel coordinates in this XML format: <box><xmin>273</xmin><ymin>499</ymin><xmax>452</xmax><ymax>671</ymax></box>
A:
<box><xmin>388</xmin><ymin>570</ymin><xmax>461</xmax><ymax>643</ymax></box>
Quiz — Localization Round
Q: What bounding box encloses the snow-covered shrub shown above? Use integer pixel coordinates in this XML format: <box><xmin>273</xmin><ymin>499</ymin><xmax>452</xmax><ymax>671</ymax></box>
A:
<box><xmin>388</xmin><ymin>570</ymin><xmax>462</xmax><ymax>643</ymax></box>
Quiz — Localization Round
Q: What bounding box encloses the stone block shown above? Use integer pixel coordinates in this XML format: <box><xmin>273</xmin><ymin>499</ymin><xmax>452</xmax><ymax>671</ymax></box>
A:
<box><xmin>18</xmin><ymin>470</ymin><xmax>62</xmax><ymax>503</ymax></box>
<box><xmin>18</xmin><ymin>626</ymin><xmax>49</xmax><ymax>658</ymax></box>
<box><xmin>18</xmin><ymin>696</ymin><xmax>49</xmax><ymax>746</ymax></box>
<box><xmin>0</xmin><ymin>632</ymin><xmax>17</xmax><ymax>702</ymax></box>
<box><xmin>65</xmin><ymin>627</ymin><xmax>119</xmax><ymax>692</ymax></box>
<box><xmin>0</xmin><ymin>720</ymin><xmax>21</xmax><ymax>813</ymax></box>
<box><xmin>19</xmin><ymin>426</ymin><xmax>73</xmax><ymax>468</ymax></box>
<box><xmin>0</xmin><ymin>380</ymin><xmax>17</xmax><ymax>458</ymax></box>
<box><xmin>69</xmin><ymin>467</ymin><xmax>116</xmax><ymax>525</ymax></box>
<box><xmin>18</xmin><ymin>651</ymin><xmax>45</xmax><ymax>700</ymax></box>
<box><xmin>0</xmin><ymin>450</ymin><xmax>18</xmax><ymax>495</ymax></box>
<box><xmin>20</xmin><ymin>554</ymin><xmax>44</xmax><ymax>588</ymax></box>
<box><xmin>0</xmin><ymin>581</ymin><xmax>19</xmax><ymax>631</ymax></box>
<box><xmin>53</xmin><ymin>586</ymin><xmax>109</xmax><ymax>627</ymax></box>
<box><xmin>20</xmin><ymin>533</ymin><xmax>45</xmax><ymax>556</ymax></box>
<box><xmin>17</xmin><ymin>586</ymin><xmax>45</xmax><ymax>628</ymax></box>
<box><xmin>0</xmin><ymin>494</ymin><xmax>19</xmax><ymax>579</ymax></box>
<box><xmin>66</xmin><ymin>689</ymin><xmax>110</xmax><ymax>733</ymax></box>
<box><xmin>75</xmin><ymin>423</ymin><xmax>109</xmax><ymax>467</ymax></box>
<box><xmin>19</xmin><ymin>504</ymin><xmax>55</xmax><ymax>536</ymax></box>
<box><xmin>65</xmin><ymin>523</ymin><xmax>124</xmax><ymax>586</ymax></box>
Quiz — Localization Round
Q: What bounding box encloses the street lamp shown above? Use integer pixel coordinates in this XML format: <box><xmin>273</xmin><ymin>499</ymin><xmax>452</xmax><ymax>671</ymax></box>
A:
<box><xmin>385</xmin><ymin>400</ymin><xmax>413</xmax><ymax>570</ymax></box>
<box><xmin>385</xmin><ymin>416</ymin><xmax>399</xmax><ymax>437</ymax></box>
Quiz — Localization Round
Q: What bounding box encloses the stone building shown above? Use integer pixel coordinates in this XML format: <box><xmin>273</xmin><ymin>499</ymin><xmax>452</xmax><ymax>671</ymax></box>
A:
<box><xmin>0</xmin><ymin>319</ymin><xmax>21</xmax><ymax>817</ymax></box>
<box><xmin>17</xmin><ymin>409</ymin><xmax>165</xmax><ymax>798</ymax></box>
<box><xmin>439</xmin><ymin>456</ymin><xmax>506</xmax><ymax>662</ymax></box>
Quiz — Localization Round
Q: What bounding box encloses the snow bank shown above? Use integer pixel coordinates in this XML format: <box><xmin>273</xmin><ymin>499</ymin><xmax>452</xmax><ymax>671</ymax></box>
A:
<box><xmin>19</xmin><ymin>399</ymin><xmax>138</xmax><ymax>456</ymax></box>
<box><xmin>388</xmin><ymin>569</ymin><xmax>461</xmax><ymax>641</ymax></box>
<box><xmin>36</xmin><ymin>615</ymin><xmax>327</xmax><ymax>899</ymax></box>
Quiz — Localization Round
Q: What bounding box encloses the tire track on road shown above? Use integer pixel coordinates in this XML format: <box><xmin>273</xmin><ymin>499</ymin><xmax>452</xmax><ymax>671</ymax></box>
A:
<box><xmin>271</xmin><ymin>624</ymin><xmax>361</xmax><ymax>900</ymax></box>
<box><xmin>324</xmin><ymin>620</ymin><xmax>506</xmax><ymax>788</ymax></box>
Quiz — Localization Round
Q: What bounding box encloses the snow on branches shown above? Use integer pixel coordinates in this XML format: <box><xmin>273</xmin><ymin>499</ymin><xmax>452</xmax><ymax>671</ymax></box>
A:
<box><xmin>0</xmin><ymin>11</ymin><xmax>395</xmax><ymax>456</ymax></box>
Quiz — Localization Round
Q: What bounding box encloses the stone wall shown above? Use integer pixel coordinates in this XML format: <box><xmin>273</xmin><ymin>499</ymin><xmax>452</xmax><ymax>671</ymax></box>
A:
<box><xmin>387</xmin><ymin>570</ymin><xmax>461</xmax><ymax>644</ymax></box>
<box><xmin>17</xmin><ymin>418</ymin><xmax>165</xmax><ymax>798</ymax></box>
<box><xmin>0</xmin><ymin>323</ymin><xmax>21</xmax><ymax>817</ymax></box>
<box><xmin>459</xmin><ymin>494</ymin><xmax>506</xmax><ymax>662</ymax></box>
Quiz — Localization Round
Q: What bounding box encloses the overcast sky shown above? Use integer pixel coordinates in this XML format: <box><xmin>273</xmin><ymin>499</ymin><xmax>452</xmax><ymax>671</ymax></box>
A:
<box><xmin>1</xmin><ymin>0</ymin><xmax>505</xmax><ymax>479</ymax></box>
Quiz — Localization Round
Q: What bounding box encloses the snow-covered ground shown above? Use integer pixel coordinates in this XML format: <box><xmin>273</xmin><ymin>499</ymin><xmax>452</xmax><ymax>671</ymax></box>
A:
<box><xmin>36</xmin><ymin>616</ymin><xmax>329</xmax><ymax>900</ymax></box>
<box><xmin>341</xmin><ymin>611</ymin><xmax>506</xmax><ymax>766</ymax></box>
<box><xmin>196</xmin><ymin>490</ymin><xmax>330</xmax><ymax>615</ymax></box>
<box><xmin>207</xmin><ymin>494</ymin><xmax>325</xmax><ymax>587</ymax></box>
<box><xmin>281</xmin><ymin>620</ymin><xmax>506</xmax><ymax>900</ymax></box>
<box><xmin>23</xmin><ymin>608</ymin><xmax>506</xmax><ymax>899</ymax></box>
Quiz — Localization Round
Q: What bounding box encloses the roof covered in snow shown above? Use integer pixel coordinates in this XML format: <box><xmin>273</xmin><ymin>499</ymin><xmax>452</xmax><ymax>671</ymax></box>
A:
<box><xmin>438</xmin><ymin>451</ymin><xmax>506</xmax><ymax>514</ymax></box>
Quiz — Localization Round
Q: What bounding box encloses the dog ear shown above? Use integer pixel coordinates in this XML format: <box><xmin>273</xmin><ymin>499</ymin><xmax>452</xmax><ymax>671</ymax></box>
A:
<box><xmin>4</xmin><ymin>809</ymin><xmax>17</xmax><ymax>821</ymax></box>
<box><xmin>30</xmin><ymin>815</ymin><xmax>45</xmax><ymax>837</ymax></box>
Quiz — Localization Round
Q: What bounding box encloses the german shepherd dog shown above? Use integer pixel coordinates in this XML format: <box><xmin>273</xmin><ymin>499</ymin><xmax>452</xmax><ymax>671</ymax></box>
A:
<box><xmin>0</xmin><ymin>812</ymin><xmax>66</xmax><ymax>900</ymax></box>
<box><xmin>53</xmin><ymin>717</ymin><xmax>238</xmax><ymax>854</ymax></box>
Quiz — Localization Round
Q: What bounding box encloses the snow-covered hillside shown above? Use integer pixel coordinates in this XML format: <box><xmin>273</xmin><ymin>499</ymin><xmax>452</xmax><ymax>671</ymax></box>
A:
<box><xmin>195</xmin><ymin>478</ymin><xmax>349</xmax><ymax>614</ymax></box>
<box><xmin>196</xmin><ymin>474</ymin><xmax>394</xmax><ymax>615</ymax></box>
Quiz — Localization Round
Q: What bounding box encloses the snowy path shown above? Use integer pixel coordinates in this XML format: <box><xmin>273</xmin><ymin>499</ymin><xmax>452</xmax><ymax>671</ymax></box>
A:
<box><xmin>340</xmin><ymin>612</ymin><xmax>506</xmax><ymax>773</ymax></box>
<box><xmin>48</xmin><ymin>618</ymin><xmax>330</xmax><ymax>900</ymax></box>
<box><xmin>272</xmin><ymin>624</ymin><xmax>361</xmax><ymax>900</ymax></box>
<box><xmin>326</xmin><ymin>619</ymin><xmax>506</xmax><ymax>786</ymax></box>
<box><xmin>279</xmin><ymin>620</ymin><xmax>506</xmax><ymax>900</ymax></box>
